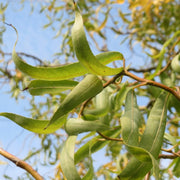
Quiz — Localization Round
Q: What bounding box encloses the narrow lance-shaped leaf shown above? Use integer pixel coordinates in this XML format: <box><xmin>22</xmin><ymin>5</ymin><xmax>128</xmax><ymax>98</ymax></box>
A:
<box><xmin>121</xmin><ymin>89</ymin><xmax>141</xmax><ymax>146</ymax></box>
<box><xmin>10</xmin><ymin>24</ymin><xmax>123</xmax><ymax>80</ymax></box>
<box><xmin>139</xmin><ymin>91</ymin><xmax>169</xmax><ymax>158</ymax></box>
<box><xmin>71</xmin><ymin>4</ymin><xmax>124</xmax><ymax>76</ymax></box>
<box><xmin>46</xmin><ymin>74</ymin><xmax>103</xmax><ymax>128</ymax></box>
<box><xmin>0</xmin><ymin>113</ymin><xmax>66</xmax><ymax>134</ymax></box>
<box><xmin>65</xmin><ymin>118</ymin><xmax>109</xmax><ymax>135</ymax></box>
<box><xmin>27</xmin><ymin>80</ymin><xmax>78</xmax><ymax>96</ymax></box>
<box><xmin>60</xmin><ymin>136</ymin><xmax>81</xmax><ymax>180</ymax></box>
<box><xmin>119</xmin><ymin>91</ymin><xmax>170</xmax><ymax>180</ymax></box>
<box><xmin>61</xmin><ymin>136</ymin><xmax>95</xmax><ymax>180</ymax></box>
<box><xmin>0</xmin><ymin>74</ymin><xmax>103</xmax><ymax>133</ymax></box>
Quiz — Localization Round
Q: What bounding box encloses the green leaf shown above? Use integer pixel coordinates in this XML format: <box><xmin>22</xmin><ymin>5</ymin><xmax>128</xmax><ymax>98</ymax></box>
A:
<box><xmin>71</xmin><ymin>5</ymin><xmax>124</xmax><ymax>76</ymax></box>
<box><xmin>11</xmin><ymin>23</ymin><xmax>123</xmax><ymax>80</ymax></box>
<box><xmin>164</xmin><ymin>133</ymin><xmax>178</xmax><ymax>152</ymax></box>
<box><xmin>118</xmin><ymin>157</ymin><xmax>152</xmax><ymax>180</ymax></box>
<box><xmin>83</xmin><ymin>89</ymin><xmax>110</xmax><ymax>119</ymax></box>
<box><xmin>82</xmin><ymin>161</ymin><xmax>94</xmax><ymax>180</ymax></box>
<box><xmin>115</xmin><ymin>82</ymin><xmax>131</xmax><ymax>111</ymax></box>
<box><xmin>119</xmin><ymin>91</ymin><xmax>170</xmax><ymax>180</ymax></box>
<box><xmin>65</xmin><ymin>118</ymin><xmax>109</xmax><ymax>135</ymax></box>
<box><xmin>121</xmin><ymin>89</ymin><xmax>141</xmax><ymax>146</ymax></box>
<box><xmin>13</xmin><ymin>46</ymin><xmax>123</xmax><ymax>80</ymax></box>
<box><xmin>46</xmin><ymin>74</ymin><xmax>103</xmax><ymax>128</ymax></box>
<box><xmin>169</xmin><ymin>94</ymin><xmax>180</xmax><ymax>114</ymax></box>
<box><xmin>60</xmin><ymin>136</ymin><xmax>81</xmax><ymax>180</ymax></box>
<box><xmin>139</xmin><ymin>91</ymin><xmax>170</xmax><ymax>158</ymax></box>
<box><xmin>75</xmin><ymin>128</ymin><xmax>120</xmax><ymax>164</ymax></box>
<box><xmin>0</xmin><ymin>113</ymin><xmax>66</xmax><ymax>134</ymax></box>
<box><xmin>173</xmin><ymin>158</ymin><xmax>180</xmax><ymax>177</ymax></box>
<box><xmin>27</xmin><ymin>80</ymin><xmax>78</xmax><ymax>96</ymax></box>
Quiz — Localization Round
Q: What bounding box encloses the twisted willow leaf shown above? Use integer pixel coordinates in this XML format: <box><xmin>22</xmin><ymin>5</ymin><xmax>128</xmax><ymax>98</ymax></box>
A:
<box><xmin>46</xmin><ymin>74</ymin><xmax>103</xmax><ymax>128</ymax></box>
<box><xmin>119</xmin><ymin>91</ymin><xmax>170</xmax><ymax>180</ymax></box>
<box><xmin>0</xmin><ymin>113</ymin><xmax>66</xmax><ymax>134</ymax></box>
<box><xmin>27</xmin><ymin>79</ymin><xmax>78</xmax><ymax>95</ymax></box>
<box><xmin>65</xmin><ymin>118</ymin><xmax>109</xmax><ymax>135</ymax></box>
<box><xmin>11</xmin><ymin>24</ymin><xmax>123</xmax><ymax>80</ymax></box>
<box><xmin>71</xmin><ymin>4</ymin><xmax>124</xmax><ymax>76</ymax></box>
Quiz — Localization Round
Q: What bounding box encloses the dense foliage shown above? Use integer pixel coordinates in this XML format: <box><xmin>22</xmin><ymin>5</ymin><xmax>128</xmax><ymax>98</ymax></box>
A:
<box><xmin>0</xmin><ymin>0</ymin><xmax>180</xmax><ymax>179</ymax></box>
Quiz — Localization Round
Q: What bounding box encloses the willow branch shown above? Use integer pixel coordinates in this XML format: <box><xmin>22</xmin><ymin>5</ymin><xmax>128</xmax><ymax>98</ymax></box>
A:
<box><xmin>123</xmin><ymin>70</ymin><xmax>180</xmax><ymax>101</ymax></box>
<box><xmin>158</xmin><ymin>150</ymin><xmax>180</xmax><ymax>159</ymax></box>
<box><xmin>128</xmin><ymin>66</ymin><xmax>156</xmax><ymax>73</ymax></box>
<box><xmin>0</xmin><ymin>148</ymin><xmax>44</xmax><ymax>180</ymax></box>
<box><xmin>97</xmin><ymin>131</ymin><xmax>123</xmax><ymax>142</ymax></box>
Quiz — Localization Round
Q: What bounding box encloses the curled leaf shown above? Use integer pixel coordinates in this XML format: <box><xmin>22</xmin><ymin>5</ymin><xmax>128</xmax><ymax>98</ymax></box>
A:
<box><xmin>0</xmin><ymin>112</ymin><xmax>66</xmax><ymax>134</ymax></box>
<box><xmin>171</xmin><ymin>54</ymin><xmax>180</xmax><ymax>73</ymax></box>
<box><xmin>65</xmin><ymin>118</ymin><xmax>109</xmax><ymax>135</ymax></box>
<box><xmin>72</xmin><ymin>5</ymin><xmax>124</xmax><ymax>76</ymax></box>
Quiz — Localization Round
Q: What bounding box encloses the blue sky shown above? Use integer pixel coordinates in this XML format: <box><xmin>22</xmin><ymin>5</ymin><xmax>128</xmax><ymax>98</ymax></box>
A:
<box><xmin>0</xmin><ymin>1</ymin><xmax>63</xmax><ymax>178</ymax></box>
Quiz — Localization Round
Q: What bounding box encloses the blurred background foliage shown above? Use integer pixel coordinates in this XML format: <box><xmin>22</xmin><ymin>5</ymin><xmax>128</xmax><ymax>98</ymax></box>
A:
<box><xmin>0</xmin><ymin>0</ymin><xmax>180</xmax><ymax>179</ymax></box>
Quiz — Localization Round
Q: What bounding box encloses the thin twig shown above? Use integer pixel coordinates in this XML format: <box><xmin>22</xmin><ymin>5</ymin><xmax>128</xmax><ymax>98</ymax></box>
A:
<box><xmin>97</xmin><ymin>131</ymin><xmax>123</xmax><ymax>142</ymax></box>
<box><xmin>128</xmin><ymin>66</ymin><xmax>156</xmax><ymax>73</ymax></box>
<box><xmin>0</xmin><ymin>148</ymin><xmax>44</xmax><ymax>180</ymax></box>
<box><xmin>123</xmin><ymin>70</ymin><xmax>180</xmax><ymax>101</ymax></box>
<box><xmin>158</xmin><ymin>150</ymin><xmax>180</xmax><ymax>159</ymax></box>
<box><xmin>156</xmin><ymin>60</ymin><xmax>171</xmax><ymax>76</ymax></box>
<box><xmin>3</xmin><ymin>52</ymin><xmax>47</xmax><ymax>66</ymax></box>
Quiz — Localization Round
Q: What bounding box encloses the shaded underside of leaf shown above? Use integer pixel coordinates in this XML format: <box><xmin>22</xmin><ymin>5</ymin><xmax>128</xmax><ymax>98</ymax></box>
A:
<box><xmin>118</xmin><ymin>157</ymin><xmax>152</xmax><ymax>180</ymax></box>
<box><xmin>60</xmin><ymin>136</ymin><xmax>81</xmax><ymax>180</ymax></box>
<box><xmin>65</xmin><ymin>118</ymin><xmax>109</xmax><ymax>135</ymax></box>
<box><xmin>83</xmin><ymin>88</ymin><xmax>110</xmax><ymax>118</ymax></box>
<box><xmin>121</xmin><ymin>89</ymin><xmax>141</xmax><ymax>146</ymax></box>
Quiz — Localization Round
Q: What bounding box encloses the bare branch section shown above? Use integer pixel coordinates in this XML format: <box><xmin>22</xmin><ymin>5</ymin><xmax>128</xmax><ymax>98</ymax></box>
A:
<box><xmin>159</xmin><ymin>150</ymin><xmax>180</xmax><ymax>159</ymax></box>
<box><xmin>0</xmin><ymin>148</ymin><xmax>44</xmax><ymax>180</ymax></box>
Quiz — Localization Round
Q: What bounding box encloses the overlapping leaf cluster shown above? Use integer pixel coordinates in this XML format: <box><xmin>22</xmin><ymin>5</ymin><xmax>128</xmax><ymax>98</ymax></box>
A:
<box><xmin>0</xmin><ymin>0</ymin><xmax>180</xmax><ymax>179</ymax></box>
